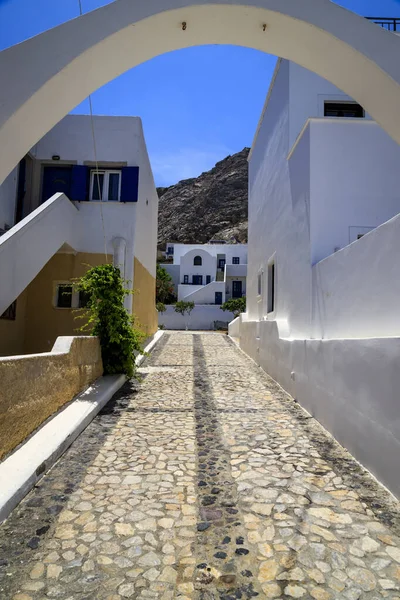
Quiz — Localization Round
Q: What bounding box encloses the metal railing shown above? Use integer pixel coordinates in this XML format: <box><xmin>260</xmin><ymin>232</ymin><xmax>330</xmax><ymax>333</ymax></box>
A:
<box><xmin>366</xmin><ymin>17</ymin><xmax>400</xmax><ymax>31</ymax></box>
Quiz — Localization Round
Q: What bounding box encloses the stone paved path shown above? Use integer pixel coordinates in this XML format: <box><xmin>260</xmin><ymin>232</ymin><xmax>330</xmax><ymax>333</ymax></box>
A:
<box><xmin>1</xmin><ymin>332</ymin><xmax>400</xmax><ymax>600</ymax></box>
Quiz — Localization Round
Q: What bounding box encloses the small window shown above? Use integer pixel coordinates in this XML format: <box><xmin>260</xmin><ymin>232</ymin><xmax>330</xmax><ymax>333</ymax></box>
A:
<box><xmin>257</xmin><ymin>272</ymin><xmax>263</xmax><ymax>297</ymax></box>
<box><xmin>57</xmin><ymin>284</ymin><xmax>73</xmax><ymax>308</ymax></box>
<box><xmin>267</xmin><ymin>260</ymin><xmax>276</xmax><ymax>314</ymax></box>
<box><xmin>183</xmin><ymin>275</ymin><xmax>189</xmax><ymax>284</ymax></box>
<box><xmin>357</xmin><ymin>234</ymin><xmax>365</xmax><ymax>240</ymax></box>
<box><xmin>78</xmin><ymin>290</ymin><xmax>90</xmax><ymax>308</ymax></box>
<box><xmin>324</xmin><ymin>102</ymin><xmax>364</xmax><ymax>118</ymax></box>
<box><xmin>90</xmin><ymin>169</ymin><xmax>121</xmax><ymax>201</ymax></box>
<box><xmin>232</xmin><ymin>257</ymin><xmax>240</xmax><ymax>265</ymax></box>
<box><xmin>206</xmin><ymin>275</ymin><xmax>211</xmax><ymax>284</ymax></box>
<box><xmin>0</xmin><ymin>300</ymin><xmax>16</xmax><ymax>321</ymax></box>
<box><xmin>193</xmin><ymin>255</ymin><xmax>202</xmax><ymax>266</ymax></box>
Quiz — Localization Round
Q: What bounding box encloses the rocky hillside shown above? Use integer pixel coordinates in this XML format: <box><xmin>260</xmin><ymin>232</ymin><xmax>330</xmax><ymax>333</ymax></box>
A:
<box><xmin>157</xmin><ymin>148</ymin><xmax>249</xmax><ymax>247</ymax></box>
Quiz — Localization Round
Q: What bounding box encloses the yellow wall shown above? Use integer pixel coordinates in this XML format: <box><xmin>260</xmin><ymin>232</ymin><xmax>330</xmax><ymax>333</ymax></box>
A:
<box><xmin>0</xmin><ymin>336</ymin><xmax>102</xmax><ymax>460</ymax></box>
<box><xmin>24</xmin><ymin>252</ymin><xmax>110</xmax><ymax>354</ymax></box>
<box><xmin>132</xmin><ymin>257</ymin><xmax>158</xmax><ymax>336</ymax></box>
<box><xmin>0</xmin><ymin>252</ymin><xmax>157</xmax><ymax>357</ymax></box>
<box><xmin>0</xmin><ymin>289</ymin><xmax>28</xmax><ymax>356</ymax></box>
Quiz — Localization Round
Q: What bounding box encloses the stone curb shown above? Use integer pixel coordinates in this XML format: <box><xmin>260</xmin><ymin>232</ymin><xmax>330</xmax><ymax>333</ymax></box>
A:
<box><xmin>0</xmin><ymin>330</ymin><xmax>164</xmax><ymax>524</ymax></box>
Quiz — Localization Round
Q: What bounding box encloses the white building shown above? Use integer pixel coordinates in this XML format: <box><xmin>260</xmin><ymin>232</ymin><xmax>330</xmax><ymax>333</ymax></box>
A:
<box><xmin>162</xmin><ymin>242</ymin><xmax>247</xmax><ymax>304</ymax></box>
<box><xmin>232</xmin><ymin>59</ymin><xmax>400</xmax><ymax>497</ymax></box>
<box><xmin>0</xmin><ymin>115</ymin><xmax>158</xmax><ymax>355</ymax></box>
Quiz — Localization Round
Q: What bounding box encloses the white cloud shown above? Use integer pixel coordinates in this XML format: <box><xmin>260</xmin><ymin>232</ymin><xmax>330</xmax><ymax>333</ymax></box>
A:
<box><xmin>150</xmin><ymin>145</ymin><xmax>235</xmax><ymax>187</ymax></box>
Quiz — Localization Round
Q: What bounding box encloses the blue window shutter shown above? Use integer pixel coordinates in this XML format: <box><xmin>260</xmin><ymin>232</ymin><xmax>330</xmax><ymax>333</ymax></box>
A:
<box><xmin>70</xmin><ymin>165</ymin><xmax>89</xmax><ymax>201</ymax></box>
<box><xmin>121</xmin><ymin>166</ymin><xmax>139</xmax><ymax>203</ymax></box>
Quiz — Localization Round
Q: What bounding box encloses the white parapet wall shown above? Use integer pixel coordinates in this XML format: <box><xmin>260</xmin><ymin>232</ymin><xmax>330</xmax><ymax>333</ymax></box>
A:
<box><xmin>159</xmin><ymin>305</ymin><xmax>235</xmax><ymax>331</ymax></box>
<box><xmin>238</xmin><ymin>317</ymin><xmax>400</xmax><ymax>499</ymax></box>
<box><xmin>312</xmin><ymin>211</ymin><xmax>400</xmax><ymax>339</ymax></box>
<box><xmin>228</xmin><ymin>316</ymin><xmax>241</xmax><ymax>338</ymax></box>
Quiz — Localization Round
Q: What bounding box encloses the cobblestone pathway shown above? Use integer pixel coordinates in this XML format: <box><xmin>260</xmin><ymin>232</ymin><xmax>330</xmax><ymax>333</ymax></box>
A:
<box><xmin>1</xmin><ymin>332</ymin><xmax>400</xmax><ymax>600</ymax></box>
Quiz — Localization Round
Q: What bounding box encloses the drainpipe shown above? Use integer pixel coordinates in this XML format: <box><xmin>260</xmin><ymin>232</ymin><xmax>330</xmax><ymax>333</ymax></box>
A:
<box><xmin>112</xmin><ymin>237</ymin><xmax>132</xmax><ymax>313</ymax></box>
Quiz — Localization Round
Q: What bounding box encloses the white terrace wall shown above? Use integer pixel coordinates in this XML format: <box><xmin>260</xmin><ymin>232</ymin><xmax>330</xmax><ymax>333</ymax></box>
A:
<box><xmin>309</xmin><ymin>119</ymin><xmax>400</xmax><ymax>264</ymax></box>
<box><xmin>312</xmin><ymin>212</ymin><xmax>400</xmax><ymax>339</ymax></box>
<box><xmin>180</xmin><ymin>281</ymin><xmax>225</xmax><ymax>304</ymax></box>
<box><xmin>239</xmin><ymin>318</ymin><xmax>400</xmax><ymax>498</ymax></box>
<box><xmin>159</xmin><ymin>305</ymin><xmax>235</xmax><ymax>330</ymax></box>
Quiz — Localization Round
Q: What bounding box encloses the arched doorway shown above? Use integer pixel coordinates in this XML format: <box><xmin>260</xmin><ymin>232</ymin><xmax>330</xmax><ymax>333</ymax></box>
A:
<box><xmin>0</xmin><ymin>0</ymin><xmax>400</xmax><ymax>185</ymax></box>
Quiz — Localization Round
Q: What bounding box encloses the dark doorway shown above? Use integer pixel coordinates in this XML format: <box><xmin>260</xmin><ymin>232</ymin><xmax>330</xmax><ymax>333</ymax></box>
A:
<box><xmin>192</xmin><ymin>275</ymin><xmax>203</xmax><ymax>285</ymax></box>
<box><xmin>41</xmin><ymin>166</ymin><xmax>72</xmax><ymax>203</ymax></box>
<box><xmin>232</xmin><ymin>281</ymin><xmax>243</xmax><ymax>298</ymax></box>
<box><xmin>215</xmin><ymin>292</ymin><xmax>223</xmax><ymax>305</ymax></box>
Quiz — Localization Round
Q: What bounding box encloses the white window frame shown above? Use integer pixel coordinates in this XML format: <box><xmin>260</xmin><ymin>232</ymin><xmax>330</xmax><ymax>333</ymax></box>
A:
<box><xmin>90</xmin><ymin>169</ymin><xmax>122</xmax><ymax>202</ymax></box>
<box><xmin>53</xmin><ymin>283</ymin><xmax>88</xmax><ymax>309</ymax></box>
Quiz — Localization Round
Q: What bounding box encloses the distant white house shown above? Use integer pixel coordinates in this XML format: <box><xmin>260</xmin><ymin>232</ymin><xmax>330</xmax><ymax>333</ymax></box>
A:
<box><xmin>161</xmin><ymin>242</ymin><xmax>247</xmax><ymax>305</ymax></box>
<box><xmin>233</xmin><ymin>58</ymin><xmax>400</xmax><ymax>498</ymax></box>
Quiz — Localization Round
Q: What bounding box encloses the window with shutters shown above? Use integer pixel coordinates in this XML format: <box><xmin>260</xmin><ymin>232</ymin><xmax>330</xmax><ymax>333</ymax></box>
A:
<box><xmin>90</xmin><ymin>169</ymin><xmax>121</xmax><ymax>201</ymax></box>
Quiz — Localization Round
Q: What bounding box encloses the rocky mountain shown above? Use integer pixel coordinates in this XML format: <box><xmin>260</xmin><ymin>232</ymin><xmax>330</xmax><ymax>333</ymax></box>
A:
<box><xmin>157</xmin><ymin>147</ymin><xmax>249</xmax><ymax>247</ymax></box>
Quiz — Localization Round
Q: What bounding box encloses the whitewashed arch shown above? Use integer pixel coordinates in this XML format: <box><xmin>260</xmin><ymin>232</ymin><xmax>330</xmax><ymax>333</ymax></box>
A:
<box><xmin>0</xmin><ymin>0</ymin><xmax>400</xmax><ymax>185</ymax></box>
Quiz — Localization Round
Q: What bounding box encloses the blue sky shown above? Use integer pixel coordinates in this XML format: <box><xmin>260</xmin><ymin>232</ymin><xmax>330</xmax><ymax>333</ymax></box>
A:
<box><xmin>1</xmin><ymin>0</ymin><xmax>400</xmax><ymax>186</ymax></box>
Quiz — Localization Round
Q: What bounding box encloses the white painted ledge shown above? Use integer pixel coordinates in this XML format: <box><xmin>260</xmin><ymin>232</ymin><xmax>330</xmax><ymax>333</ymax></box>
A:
<box><xmin>0</xmin><ymin>331</ymin><xmax>164</xmax><ymax>523</ymax></box>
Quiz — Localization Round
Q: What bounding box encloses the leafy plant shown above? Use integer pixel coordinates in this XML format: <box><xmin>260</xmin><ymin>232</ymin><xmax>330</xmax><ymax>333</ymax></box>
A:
<box><xmin>156</xmin><ymin>265</ymin><xmax>176</xmax><ymax>304</ymax></box>
<box><xmin>174</xmin><ymin>300</ymin><xmax>195</xmax><ymax>331</ymax></box>
<box><xmin>75</xmin><ymin>264</ymin><xmax>145</xmax><ymax>378</ymax></box>
<box><xmin>156</xmin><ymin>301</ymin><xmax>166</xmax><ymax>314</ymax></box>
<box><xmin>174</xmin><ymin>301</ymin><xmax>195</xmax><ymax>316</ymax></box>
<box><xmin>220</xmin><ymin>296</ymin><xmax>246</xmax><ymax>319</ymax></box>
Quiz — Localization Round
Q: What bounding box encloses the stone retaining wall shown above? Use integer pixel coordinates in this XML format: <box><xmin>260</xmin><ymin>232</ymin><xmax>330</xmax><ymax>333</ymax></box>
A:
<box><xmin>0</xmin><ymin>336</ymin><xmax>103</xmax><ymax>460</ymax></box>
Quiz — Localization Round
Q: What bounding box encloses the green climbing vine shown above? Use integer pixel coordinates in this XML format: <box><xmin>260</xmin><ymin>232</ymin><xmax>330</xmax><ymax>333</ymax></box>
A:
<box><xmin>75</xmin><ymin>264</ymin><xmax>145</xmax><ymax>378</ymax></box>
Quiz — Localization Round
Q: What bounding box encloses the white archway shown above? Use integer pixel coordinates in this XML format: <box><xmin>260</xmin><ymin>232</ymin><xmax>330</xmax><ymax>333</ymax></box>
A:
<box><xmin>0</xmin><ymin>0</ymin><xmax>400</xmax><ymax>185</ymax></box>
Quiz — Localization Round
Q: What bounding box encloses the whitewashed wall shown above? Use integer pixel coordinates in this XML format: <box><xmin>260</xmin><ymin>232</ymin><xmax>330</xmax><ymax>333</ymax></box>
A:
<box><xmin>171</xmin><ymin>243</ymin><xmax>247</xmax><ymax>266</ymax></box>
<box><xmin>239</xmin><ymin>317</ymin><xmax>400</xmax><ymax>498</ymax></box>
<box><xmin>32</xmin><ymin>115</ymin><xmax>144</xmax><ymax>165</ymax></box>
<box><xmin>312</xmin><ymin>212</ymin><xmax>400</xmax><ymax>339</ymax></box>
<box><xmin>180</xmin><ymin>281</ymin><xmax>225</xmax><ymax>303</ymax></box>
<box><xmin>309</xmin><ymin>119</ymin><xmax>400</xmax><ymax>264</ymax></box>
<box><xmin>131</xmin><ymin>119</ymin><xmax>159</xmax><ymax>280</ymax></box>
<box><xmin>248</xmin><ymin>60</ymin><xmax>312</xmax><ymax>338</ymax></box>
<box><xmin>159</xmin><ymin>305</ymin><xmax>235</xmax><ymax>330</ymax></box>
<box><xmin>180</xmin><ymin>248</ymin><xmax>216</xmax><ymax>284</ymax></box>
<box><xmin>31</xmin><ymin>115</ymin><xmax>158</xmax><ymax>282</ymax></box>
<box><xmin>288</xmin><ymin>62</ymin><xmax>372</xmax><ymax>149</ymax></box>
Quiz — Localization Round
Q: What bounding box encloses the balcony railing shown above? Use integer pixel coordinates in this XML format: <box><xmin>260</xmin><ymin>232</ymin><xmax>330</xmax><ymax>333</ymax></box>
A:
<box><xmin>366</xmin><ymin>17</ymin><xmax>400</xmax><ymax>31</ymax></box>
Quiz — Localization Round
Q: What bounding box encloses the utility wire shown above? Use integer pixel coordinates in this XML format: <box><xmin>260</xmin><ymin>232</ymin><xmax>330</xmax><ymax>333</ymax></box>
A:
<box><xmin>78</xmin><ymin>0</ymin><xmax>108</xmax><ymax>261</ymax></box>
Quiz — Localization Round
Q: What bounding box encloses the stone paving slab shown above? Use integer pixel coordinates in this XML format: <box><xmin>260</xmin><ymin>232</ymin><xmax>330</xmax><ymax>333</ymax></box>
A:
<box><xmin>0</xmin><ymin>332</ymin><xmax>400</xmax><ymax>599</ymax></box>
